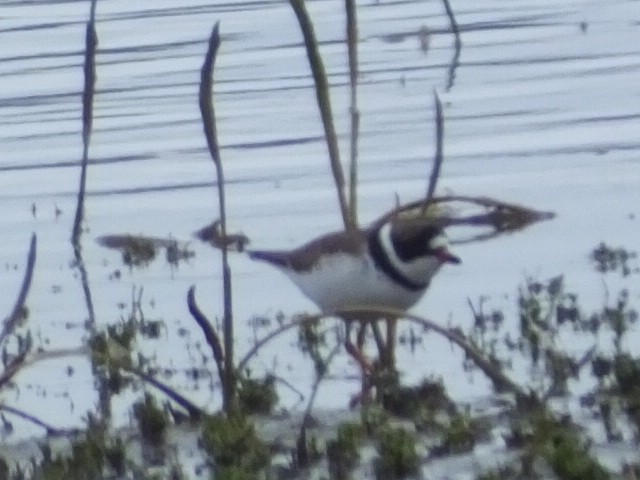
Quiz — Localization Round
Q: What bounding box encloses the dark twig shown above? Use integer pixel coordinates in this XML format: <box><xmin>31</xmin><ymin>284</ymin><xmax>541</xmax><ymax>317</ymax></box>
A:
<box><xmin>187</xmin><ymin>286</ymin><xmax>225</xmax><ymax>384</ymax></box>
<box><xmin>199</xmin><ymin>22</ymin><xmax>236</xmax><ymax>413</ymax></box>
<box><xmin>0</xmin><ymin>404</ymin><xmax>69</xmax><ymax>436</ymax></box>
<box><xmin>442</xmin><ymin>0</ymin><xmax>461</xmax><ymax>91</ymax></box>
<box><xmin>345</xmin><ymin>0</ymin><xmax>360</xmax><ymax>227</ymax></box>
<box><xmin>0</xmin><ymin>234</ymin><xmax>37</xmax><ymax>345</ymax></box>
<box><xmin>442</xmin><ymin>0</ymin><xmax>461</xmax><ymax>50</ymax></box>
<box><xmin>289</xmin><ymin>0</ymin><xmax>351</xmax><ymax>230</ymax></box>
<box><xmin>424</xmin><ymin>92</ymin><xmax>444</xmax><ymax>206</ymax></box>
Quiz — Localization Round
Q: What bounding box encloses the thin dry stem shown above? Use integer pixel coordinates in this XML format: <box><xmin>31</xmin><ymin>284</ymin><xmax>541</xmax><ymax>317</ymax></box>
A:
<box><xmin>199</xmin><ymin>22</ymin><xmax>236</xmax><ymax>413</ymax></box>
<box><xmin>346</xmin><ymin>0</ymin><xmax>360</xmax><ymax>227</ymax></box>
<box><xmin>289</xmin><ymin>0</ymin><xmax>351</xmax><ymax>230</ymax></box>
<box><xmin>72</xmin><ymin>18</ymin><xmax>97</xmax><ymax>244</ymax></box>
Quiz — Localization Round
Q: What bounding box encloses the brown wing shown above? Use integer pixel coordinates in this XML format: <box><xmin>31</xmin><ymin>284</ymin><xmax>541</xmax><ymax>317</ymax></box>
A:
<box><xmin>248</xmin><ymin>229</ymin><xmax>367</xmax><ymax>272</ymax></box>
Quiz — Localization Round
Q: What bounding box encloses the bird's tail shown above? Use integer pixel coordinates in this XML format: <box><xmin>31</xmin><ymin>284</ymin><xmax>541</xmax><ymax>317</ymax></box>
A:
<box><xmin>247</xmin><ymin>250</ymin><xmax>288</xmax><ymax>267</ymax></box>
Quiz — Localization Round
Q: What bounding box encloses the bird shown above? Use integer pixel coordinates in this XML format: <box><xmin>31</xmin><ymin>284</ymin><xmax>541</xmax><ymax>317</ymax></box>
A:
<box><xmin>247</xmin><ymin>216</ymin><xmax>461</xmax><ymax>313</ymax></box>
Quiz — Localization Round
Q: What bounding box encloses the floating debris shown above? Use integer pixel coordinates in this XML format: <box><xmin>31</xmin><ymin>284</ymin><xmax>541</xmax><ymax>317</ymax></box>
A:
<box><xmin>97</xmin><ymin>234</ymin><xmax>195</xmax><ymax>268</ymax></box>
<box><xmin>194</xmin><ymin>219</ymin><xmax>250</xmax><ymax>252</ymax></box>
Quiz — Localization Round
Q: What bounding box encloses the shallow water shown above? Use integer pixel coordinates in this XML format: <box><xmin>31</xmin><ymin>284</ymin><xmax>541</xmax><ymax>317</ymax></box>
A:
<box><xmin>1</xmin><ymin>0</ymin><xmax>640</xmax><ymax>454</ymax></box>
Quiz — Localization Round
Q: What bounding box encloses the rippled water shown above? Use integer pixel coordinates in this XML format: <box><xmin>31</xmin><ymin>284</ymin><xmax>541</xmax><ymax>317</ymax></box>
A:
<box><xmin>1</xmin><ymin>0</ymin><xmax>640</xmax><ymax>446</ymax></box>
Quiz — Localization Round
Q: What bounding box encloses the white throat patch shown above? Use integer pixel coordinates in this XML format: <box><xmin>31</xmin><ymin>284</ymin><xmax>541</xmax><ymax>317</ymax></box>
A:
<box><xmin>377</xmin><ymin>223</ymin><xmax>443</xmax><ymax>285</ymax></box>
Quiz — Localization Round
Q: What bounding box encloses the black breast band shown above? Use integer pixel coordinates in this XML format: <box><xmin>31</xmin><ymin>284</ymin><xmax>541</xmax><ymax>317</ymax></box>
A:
<box><xmin>368</xmin><ymin>230</ymin><xmax>428</xmax><ymax>292</ymax></box>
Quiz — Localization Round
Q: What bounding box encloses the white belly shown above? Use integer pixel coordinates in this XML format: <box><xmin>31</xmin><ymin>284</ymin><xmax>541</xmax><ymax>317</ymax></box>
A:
<box><xmin>280</xmin><ymin>253</ymin><xmax>428</xmax><ymax>312</ymax></box>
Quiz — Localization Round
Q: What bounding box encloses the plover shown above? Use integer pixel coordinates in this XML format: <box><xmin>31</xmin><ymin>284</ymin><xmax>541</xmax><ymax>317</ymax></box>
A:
<box><xmin>248</xmin><ymin>217</ymin><xmax>460</xmax><ymax>312</ymax></box>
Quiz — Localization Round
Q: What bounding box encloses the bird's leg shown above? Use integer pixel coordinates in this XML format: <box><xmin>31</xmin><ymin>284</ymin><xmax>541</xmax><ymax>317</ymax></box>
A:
<box><xmin>355</xmin><ymin>320</ymin><xmax>367</xmax><ymax>357</ymax></box>
<box><xmin>365</xmin><ymin>316</ymin><xmax>399</xmax><ymax>403</ymax></box>
<box><xmin>358</xmin><ymin>318</ymin><xmax>397</xmax><ymax>406</ymax></box>
<box><xmin>370</xmin><ymin>318</ymin><xmax>397</xmax><ymax>373</ymax></box>
<box><xmin>343</xmin><ymin>316</ymin><xmax>375</xmax><ymax>408</ymax></box>
<box><xmin>370</xmin><ymin>320</ymin><xmax>386</xmax><ymax>356</ymax></box>
<box><xmin>384</xmin><ymin>316</ymin><xmax>398</xmax><ymax>370</ymax></box>
<box><xmin>343</xmin><ymin>317</ymin><xmax>373</xmax><ymax>373</ymax></box>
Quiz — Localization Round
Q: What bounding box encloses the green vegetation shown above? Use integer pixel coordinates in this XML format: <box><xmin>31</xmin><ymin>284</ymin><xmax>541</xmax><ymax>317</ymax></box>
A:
<box><xmin>326</xmin><ymin>422</ymin><xmax>364</xmax><ymax>480</ymax></box>
<box><xmin>237</xmin><ymin>374</ymin><xmax>278</xmax><ymax>415</ymax></box>
<box><xmin>133</xmin><ymin>393</ymin><xmax>169</xmax><ymax>447</ymax></box>
<box><xmin>200</xmin><ymin>413</ymin><xmax>270</xmax><ymax>479</ymax></box>
<box><xmin>374</xmin><ymin>426</ymin><xmax>420</xmax><ymax>479</ymax></box>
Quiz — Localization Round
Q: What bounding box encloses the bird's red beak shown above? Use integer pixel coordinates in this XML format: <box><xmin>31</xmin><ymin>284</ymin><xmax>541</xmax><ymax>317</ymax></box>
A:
<box><xmin>435</xmin><ymin>247</ymin><xmax>461</xmax><ymax>264</ymax></box>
